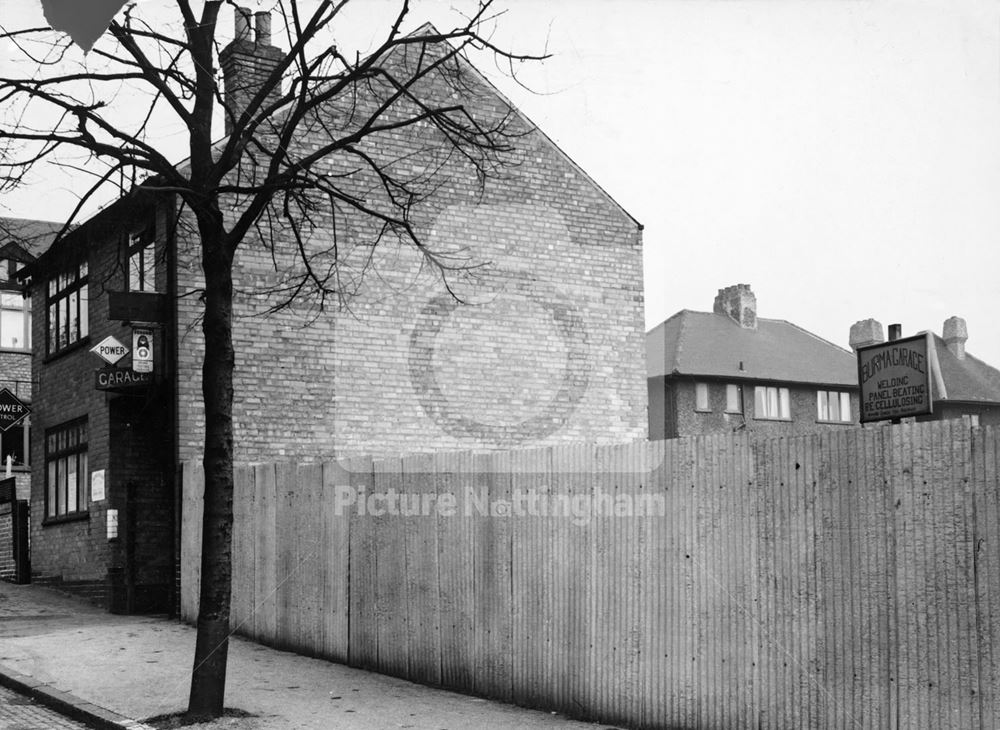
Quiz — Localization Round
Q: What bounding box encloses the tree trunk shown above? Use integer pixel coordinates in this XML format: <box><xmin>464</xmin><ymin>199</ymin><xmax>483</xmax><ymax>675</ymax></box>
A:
<box><xmin>187</xmin><ymin>208</ymin><xmax>236</xmax><ymax>720</ymax></box>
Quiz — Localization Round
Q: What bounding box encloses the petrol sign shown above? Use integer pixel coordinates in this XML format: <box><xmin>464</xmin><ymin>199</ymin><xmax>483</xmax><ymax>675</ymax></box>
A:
<box><xmin>90</xmin><ymin>335</ymin><xmax>129</xmax><ymax>365</ymax></box>
<box><xmin>0</xmin><ymin>388</ymin><xmax>30</xmax><ymax>433</ymax></box>
<box><xmin>132</xmin><ymin>327</ymin><xmax>153</xmax><ymax>374</ymax></box>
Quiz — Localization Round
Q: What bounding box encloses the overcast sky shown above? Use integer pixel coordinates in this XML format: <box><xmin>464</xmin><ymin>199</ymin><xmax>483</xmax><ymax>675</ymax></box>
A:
<box><xmin>4</xmin><ymin>0</ymin><xmax>1000</xmax><ymax>365</ymax></box>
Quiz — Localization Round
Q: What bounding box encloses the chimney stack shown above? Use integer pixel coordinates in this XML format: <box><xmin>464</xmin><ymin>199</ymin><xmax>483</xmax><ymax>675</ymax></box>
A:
<box><xmin>219</xmin><ymin>6</ymin><xmax>283</xmax><ymax>136</ymax></box>
<box><xmin>943</xmin><ymin>316</ymin><xmax>968</xmax><ymax>360</ymax></box>
<box><xmin>849</xmin><ymin>318</ymin><xmax>884</xmax><ymax>351</ymax></box>
<box><xmin>713</xmin><ymin>284</ymin><xmax>757</xmax><ymax>329</ymax></box>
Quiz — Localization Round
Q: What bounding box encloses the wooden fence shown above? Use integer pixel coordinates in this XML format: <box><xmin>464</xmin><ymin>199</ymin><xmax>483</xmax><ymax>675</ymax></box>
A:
<box><xmin>180</xmin><ymin>419</ymin><xmax>1000</xmax><ymax>729</ymax></box>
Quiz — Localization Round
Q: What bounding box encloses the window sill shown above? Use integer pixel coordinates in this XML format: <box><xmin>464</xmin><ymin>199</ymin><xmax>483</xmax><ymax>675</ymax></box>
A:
<box><xmin>694</xmin><ymin>409</ymin><xmax>712</xmax><ymax>414</ymax></box>
<box><xmin>0</xmin><ymin>347</ymin><xmax>31</xmax><ymax>355</ymax></box>
<box><xmin>42</xmin><ymin>511</ymin><xmax>90</xmax><ymax>526</ymax></box>
<box><xmin>43</xmin><ymin>336</ymin><xmax>91</xmax><ymax>364</ymax></box>
<box><xmin>816</xmin><ymin>420</ymin><xmax>855</xmax><ymax>426</ymax></box>
<box><xmin>753</xmin><ymin>417</ymin><xmax>793</xmax><ymax>422</ymax></box>
<box><xmin>724</xmin><ymin>410</ymin><xmax>743</xmax><ymax>416</ymax></box>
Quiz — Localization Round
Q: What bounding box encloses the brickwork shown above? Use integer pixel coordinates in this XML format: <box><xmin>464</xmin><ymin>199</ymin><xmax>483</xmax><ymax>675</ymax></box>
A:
<box><xmin>657</xmin><ymin>378</ymin><xmax>861</xmax><ymax>438</ymax></box>
<box><xmin>28</xmin><ymin>203</ymin><xmax>173</xmax><ymax>609</ymax></box>
<box><xmin>28</xmin><ymin>33</ymin><xmax>646</xmax><ymax>603</ymax></box>
<box><xmin>174</xmin><ymin>43</ymin><xmax>647</xmax><ymax>462</ymax></box>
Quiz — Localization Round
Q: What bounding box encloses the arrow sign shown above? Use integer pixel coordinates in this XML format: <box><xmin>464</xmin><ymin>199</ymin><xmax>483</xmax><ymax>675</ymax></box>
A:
<box><xmin>90</xmin><ymin>335</ymin><xmax>129</xmax><ymax>365</ymax></box>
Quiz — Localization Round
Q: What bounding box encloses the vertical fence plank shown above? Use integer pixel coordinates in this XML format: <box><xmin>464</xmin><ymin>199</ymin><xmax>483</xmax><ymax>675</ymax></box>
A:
<box><xmin>229</xmin><ymin>464</ymin><xmax>255</xmax><ymax>636</ymax></box>
<box><xmin>437</xmin><ymin>450</ymin><xmax>475</xmax><ymax>692</ymax></box>
<box><xmin>400</xmin><ymin>452</ymin><xmax>440</xmax><ymax>685</ymax></box>
<box><xmin>296</xmin><ymin>462</ymin><xmax>323</xmax><ymax>656</ymax></box>
<box><xmin>321</xmin><ymin>459</ymin><xmax>350</xmax><ymax>662</ymax></box>
<box><xmin>372</xmin><ymin>456</ymin><xmax>407</xmax><ymax>677</ymax></box>
<box><xmin>179</xmin><ymin>460</ymin><xmax>203</xmax><ymax>622</ymax></box>
<box><xmin>347</xmin><ymin>456</ymin><xmax>377</xmax><ymax>669</ymax></box>
<box><xmin>252</xmin><ymin>463</ymin><xmax>277</xmax><ymax>643</ymax></box>
<box><xmin>974</xmin><ymin>426</ymin><xmax>1000</xmax><ymax>729</ymax></box>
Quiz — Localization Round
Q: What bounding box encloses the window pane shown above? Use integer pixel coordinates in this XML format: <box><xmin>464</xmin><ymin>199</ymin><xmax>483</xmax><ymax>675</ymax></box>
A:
<box><xmin>779</xmin><ymin>388</ymin><xmax>790</xmax><ymax>419</ymax></box>
<box><xmin>79</xmin><ymin>286</ymin><xmax>88</xmax><ymax>336</ymax></box>
<box><xmin>767</xmin><ymin>388</ymin><xmax>778</xmax><ymax>418</ymax></box>
<box><xmin>817</xmin><ymin>391</ymin><xmax>826</xmax><ymax>420</ymax></box>
<box><xmin>726</xmin><ymin>384</ymin><xmax>739</xmax><ymax>412</ymax></box>
<box><xmin>0</xmin><ymin>292</ymin><xmax>21</xmax><ymax>307</ymax></box>
<box><xmin>695</xmin><ymin>383</ymin><xmax>709</xmax><ymax>410</ymax></box>
<box><xmin>829</xmin><ymin>393</ymin><xmax>840</xmax><ymax>422</ymax></box>
<box><xmin>68</xmin><ymin>292</ymin><xmax>78</xmax><ymax>343</ymax></box>
<box><xmin>79</xmin><ymin>451</ymin><xmax>88</xmax><ymax>504</ymax></box>
<box><xmin>48</xmin><ymin>303</ymin><xmax>57</xmax><ymax>352</ymax></box>
<box><xmin>0</xmin><ymin>309</ymin><xmax>22</xmax><ymax>348</ymax></box>
<box><xmin>66</xmin><ymin>455</ymin><xmax>78</xmax><ymax>513</ymax></box>
<box><xmin>754</xmin><ymin>387</ymin><xmax>765</xmax><ymax>417</ymax></box>
<box><xmin>47</xmin><ymin>460</ymin><xmax>57</xmax><ymax>517</ymax></box>
<box><xmin>57</xmin><ymin>456</ymin><xmax>68</xmax><ymax>514</ymax></box>
<box><xmin>144</xmin><ymin>245</ymin><xmax>155</xmax><ymax>290</ymax></box>
<box><xmin>2</xmin><ymin>423</ymin><xmax>25</xmax><ymax>466</ymax></box>
<box><xmin>129</xmin><ymin>250</ymin><xmax>142</xmax><ymax>291</ymax></box>
<box><xmin>58</xmin><ymin>297</ymin><xmax>68</xmax><ymax>349</ymax></box>
<box><xmin>79</xmin><ymin>260</ymin><xmax>87</xmax><ymax>278</ymax></box>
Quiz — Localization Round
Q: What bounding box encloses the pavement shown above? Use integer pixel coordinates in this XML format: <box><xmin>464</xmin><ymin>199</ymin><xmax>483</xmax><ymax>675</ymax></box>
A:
<box><xmin>0</xmin><ymin>581</ymin><xmax>619</xmax><ymax>729</ymax></box>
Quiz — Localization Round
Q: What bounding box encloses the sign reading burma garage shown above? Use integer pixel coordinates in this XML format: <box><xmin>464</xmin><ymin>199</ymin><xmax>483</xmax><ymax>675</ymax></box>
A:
<box><xmin>857</xmin><ymin>333</ymin><xmax>933</xmax><ymax>423</ymax></box>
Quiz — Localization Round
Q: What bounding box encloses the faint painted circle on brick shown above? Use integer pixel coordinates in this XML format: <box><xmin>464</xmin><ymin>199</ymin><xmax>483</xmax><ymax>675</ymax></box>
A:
<box><xmin>409</xmin><ymin>273</ymin><xmax>589</xmax><ymax>446</ymax></box>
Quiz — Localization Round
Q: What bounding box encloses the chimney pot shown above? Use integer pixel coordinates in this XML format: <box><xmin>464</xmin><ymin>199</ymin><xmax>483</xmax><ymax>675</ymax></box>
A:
<box><xmin>849</xmin><ymin>318</ymin><xmax>884</xmax><ymax>352</ymax></box>
<box><xmin>713</xmin><ymin>284</ymin><xmax>757</xmax><ymax>329</ymax></box>
<box><xmin>255</xmin><ymin>11</ymin><xmax>272</xmax><ymax>46</ymax></box>
<box><xmin>234</xmin><ymin>6</ymin><xmax>252</xmax><ymax>43</ymax></box>
<box><xmin>943</xmin><ymin>316</ymin><xmax>968</xmax><ymax>360</ymax></box>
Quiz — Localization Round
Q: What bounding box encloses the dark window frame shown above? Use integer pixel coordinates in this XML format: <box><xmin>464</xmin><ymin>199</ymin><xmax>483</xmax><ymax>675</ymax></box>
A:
<box><xmin>128</xmin><ymin>226</ymin><xmax>156</xmax><ymax>293</ymax></box>
<box><xmin>46</xmin><ymin>258</ymin><xmax>89</xmax><ymax>356</ymax></box>
<box><xmin>44</xmin><ymin>417</ymin><xmax>88</xmax><ymax>521</ymax></box>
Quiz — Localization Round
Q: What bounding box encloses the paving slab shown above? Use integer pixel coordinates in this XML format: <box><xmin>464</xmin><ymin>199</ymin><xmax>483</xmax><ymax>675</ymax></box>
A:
<box><xmin>0</xmin><ymin>582</ymin><xmax>620</xmax><ymax>729</ymax></box>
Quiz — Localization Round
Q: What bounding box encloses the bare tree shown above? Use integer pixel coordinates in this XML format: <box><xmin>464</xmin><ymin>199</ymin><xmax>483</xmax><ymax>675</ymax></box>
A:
<box><xmin>0</xmin><ymin>1</ymin><xmax>542</xmax><ymax>720</ymax></box>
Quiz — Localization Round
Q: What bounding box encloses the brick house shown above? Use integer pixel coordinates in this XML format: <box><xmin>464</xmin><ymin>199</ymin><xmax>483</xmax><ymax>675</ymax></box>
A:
<box><xmin>647</xmin><ymin>284</ymin><xmax>860</xmax><ymax>439</ymax></box>
<box><xmin>0</xmin><ymin>218</ymin><xmax>61</xmax><ymax>501</ymax></box>
<box><xmin>17</xmin><ymin>15</ymin><xmax>647</xmax><ymax>611</ymax></box>
<box><xmin>849</xmin><ymin>317</ymin><xmax>1000</xmax><ymax>426</ymax></box>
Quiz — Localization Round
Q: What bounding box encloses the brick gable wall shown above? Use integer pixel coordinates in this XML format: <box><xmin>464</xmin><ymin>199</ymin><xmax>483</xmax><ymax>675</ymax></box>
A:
<box><xmin>174</xmin><ymin>45</ymin><xmax>647</xmax><ymax>461</ymax></box>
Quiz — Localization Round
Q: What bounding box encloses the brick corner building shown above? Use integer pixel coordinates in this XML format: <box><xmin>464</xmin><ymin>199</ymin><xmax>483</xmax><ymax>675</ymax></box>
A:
<box><xmin>17</xmin><ymin>12</ymin><xmax>647</xmax><ymax>611</ymax></box>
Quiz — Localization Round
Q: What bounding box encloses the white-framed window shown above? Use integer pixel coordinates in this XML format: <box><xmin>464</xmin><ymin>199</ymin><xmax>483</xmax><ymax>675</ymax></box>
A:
<box><xmin>817</xmin><ymin>390</ymin><xmax>852</xmax><ymax>423</ymax></box>
<box><xmin>754</xmin><ymin>386</ymin><xmax>791</xmax><ymax>420</ymax></box>
<box><xmin>128</xmin><ymin>228</ymin><xmax>155</xmax><ymax>292</ymax></box>
<box><xmin>0</xmin><ymin>291</ymin><xmax>30</xmax><ymax>350</ymax></box>
<box><xmin>695</xmin><ymin>382</ymin><xmax>710</xmax><ymax>411</ymax></box>
<box><xmin>45</xmin><ymin>417</ymin><xmax>88</xmax><ymax>519</ymax></box>
<box><xmin>726</xmin><ymin>384</ymin><xmax>742</xmax><ymax>413</ymax></box>
<box><xmin>0</xmin><ymin>415</ymin><xmax>29</xmax><ymax>468</ymax></box>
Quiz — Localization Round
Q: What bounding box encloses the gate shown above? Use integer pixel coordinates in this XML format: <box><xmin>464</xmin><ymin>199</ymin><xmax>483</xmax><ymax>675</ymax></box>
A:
<box><xmin>0</xmin><ymin>477</ymin><xmax>30</xmax><ymax>583</ymax></box>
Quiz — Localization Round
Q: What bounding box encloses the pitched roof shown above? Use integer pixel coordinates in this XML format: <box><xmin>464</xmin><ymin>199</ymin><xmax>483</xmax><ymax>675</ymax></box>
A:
<box><xmin>0</xmin><ymin>217</ymin><xmax>63</xmax><ymax>260</ymax></box>
<box><xmin>647</xmin><ymin>309</ymin><xmax>858</xmax><ymax>388</ymax></box>
<box><xmin>930</xmin><ymin>335</ymin><xmax>1000</xmax><ymax>404</ymax></box>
